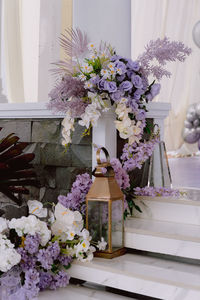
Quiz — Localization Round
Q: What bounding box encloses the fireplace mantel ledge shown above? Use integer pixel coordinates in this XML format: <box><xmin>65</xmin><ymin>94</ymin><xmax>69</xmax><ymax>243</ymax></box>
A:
<box><xmin>0</xmin><ymin>102</ymin><xmax>171</xmax><ymax>119</ymax></box>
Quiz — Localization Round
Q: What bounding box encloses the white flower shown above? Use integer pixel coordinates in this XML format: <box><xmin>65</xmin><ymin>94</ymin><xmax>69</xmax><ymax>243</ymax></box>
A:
<box><xmin>0</xmin><ymin>217</ymin><xmax>8</xmax><ymax>234</ymax></box>
<box><xmin>0</xmin><ymin>234</ymin><xmax>21</xmax><ymax>272</ymax></box>
<box><xmin>61</xmin><ymin>110</ymin><xmax>75</xmax><ymax>145</ymax></box>
<box><xmin>9</xmin><ymin>215</ymin><xmax>51</xmax><ymax>246</ymax></box>
<box><xmin>28</xmin><ymin>200</ymin><xmax>47</xmax><ymax>218</ymax></box>
<box><xmin>128</xmin><ymin>121</ymin><xmax>142</xmax><ymax>145</ymax></box>
<box><xmin>80</xmin><ymin>229</ymin><xmax>91</xmax><ymax>242</ymax></box>
<box><xmin>48</xmin><ymin>210</ymin><xmax>55</xmax><ymax>224</ymax></box>
<box><xmin>100</xmin><ymin>69</ymin><xmax>111</xmax><ymax>79</ymax></box>
<box><xmin>76</xmin><ymin>245</ymin><xmax>96</xmax><ymax>262</ymax></box>
<box><xmin>76</xmin><ymin>239</ymin><xmax>90</xmax><ymax>254</ymax></box>
<box><xmin>97</xmin><ymin>237</ymin><xmax>107</xmax><ymax>251</ymax></box>
<box><xmin>81</xmin><ymin>63</ymin><xmax>93</xmax><ymax>73</ymax></box>
<box><xmin>78</xmin><ymin>74</ymin><xmax>86</xmax><ymax>81</ymax></box>
<box><xmin>79</xmin><ymin>103</ymin><xmax>101</xmax><ymax>128</ymax></box>
<box><xmin>115</xmin><ymin>103</ymin><xmax>131</xmax><ymax>120</ymax></box>
<box><xmin>88</xmin><ymin>43</ymin><xmax>96</xmax><ymax>51</ymax></box>
<box><xmin>51</xmin><ymin>203</ymin><xmax>83</xmax><ymax>239</ymax></box>
<box><xmin>84</xmin><ymin>81</ymin><xmax>93</xmax><ymax>89</ymax></box>
<box><xmin>116</xmin><ymin>67</ymin><xmax>122</xmax><ymax>75</ymax></box>
<box><xmin>107</xmin><ymin>62</ymin><xmax>115</xmax><ymax>70</ymax></box>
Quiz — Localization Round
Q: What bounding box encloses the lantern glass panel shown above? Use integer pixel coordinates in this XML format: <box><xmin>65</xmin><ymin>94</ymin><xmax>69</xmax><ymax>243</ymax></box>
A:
<box><xmin>112</xmin><ymin>199</ymin><xmax>123</xmax><ymax>250</ymax></box>
<box><xmin>88</xmin><ymin>201</ymin><xmax>108</xmax><ymax>250</ymax></box>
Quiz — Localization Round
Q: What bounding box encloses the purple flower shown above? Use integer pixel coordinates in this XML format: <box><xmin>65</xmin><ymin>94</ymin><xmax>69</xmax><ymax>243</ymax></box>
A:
<box><xmin>110</xmin><ymin>90</ymin><xmax>124</xmax><ymax>102</ymax></box>
<box><xmin>150</xmin><ymin>83</ymin><xmax>161</xmax><ymax>97</ymax></box>
<box><xmin>58</xmin><ymin>173</ymin><xmax>92</xmax><ymax>214</ymax></box>
<box><xmin>39</xmin><ymin>272</ymin><xmax>52</xmax><ymax>290</ymax></box>
<box><xmin>115</xmin><ymin>61</ymin><xmax>126</xmax><ymax>74</ymax></box>
<box><xmin>50</xmin><ymin>271</ymin><xmax>70</xmax><ymax>290</ymax></box>
<box><xmin>89</xmin><ymin>75</ymin><xmax>100</xmax><ymax>85</ymax></box>
<box><xmin>47</xmin><ymin>241</ymin><xmax>60</xmax><ymax>260</ymax></box>
<box><xmin>98</xmin><ymin>78</ymin><xmax>106</xmax><ymax>90</ymax></box>
<box><xmin>116</xmin><ymin>74</ymin><xmax>126</xmax><ymax>82</ymax></box>
<box><xmin>128</xmin><ymin>99</ymin><xmax>139</xmax><ymax>112</ymax></box>
<box><xmin>17</xmin><ymin>248</ymin><xmax>37</xmax><ymax>271</ymax></box>
<box><xmin>134</xmin><ymin>89</ymin><xmax>144</xmax><ymax>100</ymax></box>
<box><xmin>127</xmin><ymin>69</ymin><xmax>135</xmax><ymax>78</ymax></box>
<box><xmin>110</xmin><ymin>55</ymin><xmax>123</xmax><ymax>61</ymax></box>
<box><xmin>24</xmin><ymin>269</ymin><xmax>40</xmax><ymax>298</ymax></box>
<box><xmin>131</xmin><ymin>74</ymin><xmax>143</xmax><ymax>88</ymax></box>
<box><xmin>146</xmin><ymin>93</ymin><xmax>153</xmax><ymax>101</ymax></box>
<box><xmin>104</xmin><ymin>81</ymin><xmax>117</xmax><ymax>93</ymax></box>
<box><xmin>127</xmin><ymin>59</ymin><xmax>140</xmax><ymax>71</ymax></box>
<box><xmin>136</xmin><ymin>109</ymin><xmax>146</xmax><ymax>121</ymax></box>
<box><xmin>58</xmin><ymin>255</ymin><xmax>72</xmax><ymax>266</ymax></box>
<box><xmin>37</xmin><ymin>249</ymin><xmax>53</xmax><ymax>270</ymax></box>
<box><xmin>24</xmin><ymin>234</ymin><xmax>41</xmax><ymax>255</ymax></box>
<box><xmin>119</xmin><ymin>80</ymin><xmax>133</xmax><ymax>92</ymax></box>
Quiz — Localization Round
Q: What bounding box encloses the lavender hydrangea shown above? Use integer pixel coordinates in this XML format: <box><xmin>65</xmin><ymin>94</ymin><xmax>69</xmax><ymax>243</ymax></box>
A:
<box><xmin>121</xmin><ymin>136</ymin><xmax>159</xmax><ymax>172</ymax></box>
<box><xmin>134</xmin><ymin>186</ymin><xmax>180</xmax><ymax>197</ymax></box>
<box><xmin>50</xmin><ymin>271</ymin><xmax>70</xmax><ymax>290</ymax></box>
<box><xmin>58</xmin><ymin>173</ymin><xmax>92</xmax><ymax>213</ymax></box>
<box><xmin>24</xmin><ymin>233</ymin><xmax>41</xmax><ymax>255</ymax></box>
<box><xmin>39</xmin><ymin>272</ymin><xmax>52</xmax><ymax>290</ymax></box>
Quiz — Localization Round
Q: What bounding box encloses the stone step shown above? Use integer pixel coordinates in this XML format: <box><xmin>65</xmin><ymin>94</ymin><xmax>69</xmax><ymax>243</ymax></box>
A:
<box><xmin>38</xmin><ymin>283</ymin><xmax>134</xmax><ymax>299</ymax></box>
<box><xmin>132</xmin><ymin>188</ymin><xmax>200</xmax><ymax>225</ymax></box>
<box><xmin>69</xmin><ymin>253</ymin><xmax>200</xmax><ymax>300</ymax></box>
<box><xmin>125</xmin><ymin>218</ymin><xmax>200</xmax><ymax>260</ymax></box>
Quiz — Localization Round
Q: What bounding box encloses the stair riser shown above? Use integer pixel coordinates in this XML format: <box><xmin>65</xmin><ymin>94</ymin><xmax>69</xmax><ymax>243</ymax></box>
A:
<box><xmin>125</xmin><ymin>232</ymin><xmax>200</xmax><ymax>260</ymax></box>
<box><xmin>132</xmin><ymin>199</ymin><xmax>200</xmax><ymax>225</ymax></box>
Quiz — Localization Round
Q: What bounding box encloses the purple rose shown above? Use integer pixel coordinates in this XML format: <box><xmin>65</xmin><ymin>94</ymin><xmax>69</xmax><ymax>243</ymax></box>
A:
<box><xmin>116</xmin><ymin>74</ymin><xmax>125</xmax><ymax>82</ymax></box>
<box><xmin>128</xmin><ymin>99</ymin><xmax>139</xmax><ymax>112</ymax></box>
<box><xmin>134</xmin><ymin>89</ymin><xmax>143</xmax><ymax>100</ymax></box>
<box><xmin>104</xmin><ymin>81</ymin><xmax>117</xmax><ymax>93</ymax></box>
<box><xmin>110</xmin><ymin>90</ymin><xmax>125</xmax><ymax>102</ymax></box>
<box><xmin>115</xmin><ymin>61</ymin><xmax>126</xmax><ymax>74</ymax></box>
<box><xmin>150</xmin><ymin>83</ymin><xmax>161</xmax><ymax>97</ymax></box>
<box><xmin>131</xmin><ymin>74</ymin><xmax>143</xmax><ymax>89</ymax></box>
<box><xmin>90</xmin><ymin>75</ymin><xmax>100</xmax><ymax>85</ymax></box>
<box><xmin>98</xmin><ymin>78</ymin><xmax>106</xmax><ymax>90</ymax></box>
<box><xmin>110</xmin><ymin>55</ymin><xmax>123</xmax><ymax>62</ymax></box>
<box><xmin>126</xmin><ymin>69</ymin><xmax>135</xmax><ymax>79</ymax></box>
<box><xmin>119</xmin><ymin>80</ymin><xmax>133</xmax><ymax>92</ymax></box>
<box><xmin>146</xmin><ymin>93</ymin><xmax>153</xmax><ymax>101</ymax></box>
<box><xmin>127</xmin><ymin>59</ymin><xmax>140</xmax><ymax>71</ymax></box>
<box><xmin>136</xmin><ymin>110</ymin><xmax>146</xmax><ymax>121</ymax></box>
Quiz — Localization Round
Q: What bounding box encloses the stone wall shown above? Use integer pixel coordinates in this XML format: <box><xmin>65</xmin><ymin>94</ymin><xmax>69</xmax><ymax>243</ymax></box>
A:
<box><xmin>0</xmin><ymin>118</ymin><xmax>92</xmax><ymax>218</ymax></box>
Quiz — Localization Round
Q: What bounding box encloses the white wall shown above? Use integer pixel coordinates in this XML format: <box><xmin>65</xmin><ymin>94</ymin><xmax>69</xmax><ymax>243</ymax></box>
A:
<box><xmin>73</xmin><ymin>0</ymin><xmax>131</xmax><ymax>58</ymax></box>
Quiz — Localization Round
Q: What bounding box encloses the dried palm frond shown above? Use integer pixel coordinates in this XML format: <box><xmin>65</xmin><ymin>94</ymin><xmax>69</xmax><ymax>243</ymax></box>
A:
<box><xmin>0</xmin><ymin>128</ymin><xmax>40</xmax><ymax>205</ymax></box>
<box><xmin>59</xmin><ymin>27</ymin><xmax>89</xmax><ymax>59</ymax></box>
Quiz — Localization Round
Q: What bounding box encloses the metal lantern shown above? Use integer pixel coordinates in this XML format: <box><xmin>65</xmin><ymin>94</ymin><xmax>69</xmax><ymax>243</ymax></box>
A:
<box><xmin>86</xmin><ymin>147</ymin><xmax>126</xmax><ymax>259</ymax></box>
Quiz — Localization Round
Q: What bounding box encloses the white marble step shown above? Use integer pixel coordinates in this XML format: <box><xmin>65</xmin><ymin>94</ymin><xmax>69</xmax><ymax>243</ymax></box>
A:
<box><xmin>125</xmin><ymin>218</ymin><xmax>200</xmax><ymax>259</ymax></box>
<box><xmin>132</xmin><ymin>188</ymin><xmax>200</xmax><ymax>225</ymax></box>
<box><xmin>69</xmin><ymin>253</ymin><xmax>200</xmax><ymax>300</ymax></box>
<box><xmin>39</xmin><ymin>283</ymin><xmax>133</xmax><ymax>299</ymax></box>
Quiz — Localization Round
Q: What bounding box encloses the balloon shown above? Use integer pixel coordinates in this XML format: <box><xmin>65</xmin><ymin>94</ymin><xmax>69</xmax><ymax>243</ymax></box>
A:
<box><xmin>186</xmin><ymin>112</ymin><xmax>197</xmax><ymax>122</ymax></box>
<box><xmin>192</xmin><ymin>20</ymin><xmax>200</xmax><ymax>48</ymax></box>
<box><xmin>182</xmin><ymin>128</ymin><xmax>199</xmax><ymax>143</ymax></box>
<box><xmin>193</xmin><ymin>119</ymin><xmax>200</xmax><ymax>127</ymax></box>
<box><xmin>196</xmin><ymin>127</ymin><xmax>200</xmax><ymax>134</ymax></box>
<box><xmin>196</xmin><ymin>103</ymin><xmax>200</xmax><ymax>116</ymax></box>
<box><xmin>184</xmin><ymin>120</ymin><xmax>193</xmax><ymax>129</ymax></box>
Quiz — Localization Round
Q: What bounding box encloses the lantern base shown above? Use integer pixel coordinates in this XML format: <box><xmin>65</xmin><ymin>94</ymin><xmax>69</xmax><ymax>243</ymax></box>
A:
<box><xmin>94</xmin><ymin>247</ymin><xmax>126</xmax><ymax>259</ymax></box>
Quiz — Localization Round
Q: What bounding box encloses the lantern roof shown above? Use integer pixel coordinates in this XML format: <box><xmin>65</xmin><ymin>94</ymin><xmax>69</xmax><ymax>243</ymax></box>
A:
<box><xmin>86</xmin><ymin>177</ymin><xmax>124</xmax><ymax>201</ymax></box>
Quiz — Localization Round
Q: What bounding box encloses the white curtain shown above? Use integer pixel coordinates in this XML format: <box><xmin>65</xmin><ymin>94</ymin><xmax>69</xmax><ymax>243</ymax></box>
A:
<box><xmin>1</xmin><ymin>0</ymin><xmax>72</xmax><ymax>103</ymax></box>
<box><xmin>131</xmin><ymin>0</ymin><xmax>200</xmax><ymax>151</ymax></box>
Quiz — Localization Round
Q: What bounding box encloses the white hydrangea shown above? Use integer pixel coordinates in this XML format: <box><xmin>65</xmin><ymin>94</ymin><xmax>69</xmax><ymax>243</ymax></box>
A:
<box><xmin>0</xmin><ymin>217</ymin><xmax>8</xmax><ymax>234</ymax></box>
<box><xmin>0</xmin><ymin>234</ymin><xmax>21</xmax><ymax>272</ymax></box>
<box><xmin>9</xmin><ymin>215</ymin><xmax>51</xmax><ymax>246</ymax></box>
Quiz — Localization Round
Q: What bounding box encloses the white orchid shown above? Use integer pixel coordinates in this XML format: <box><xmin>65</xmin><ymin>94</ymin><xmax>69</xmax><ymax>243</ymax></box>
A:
<box><xmin>79</xmin><ymin>103</ymin><xmax>101</xmax><ymax>128</ymax></box>
<box><xmin>61</xmin><ymin>110</ymin><xmax>75</xmax><ymax>145</ymax></box>
<box><xmin>27</xmin><ymin>200</ymin><xmax>47</xmax><ymax>218</ymax></box>
<box><xmin>97</xmin><ymin>237</ymin><xmax>107</xmax><ymax>251</ymax></box>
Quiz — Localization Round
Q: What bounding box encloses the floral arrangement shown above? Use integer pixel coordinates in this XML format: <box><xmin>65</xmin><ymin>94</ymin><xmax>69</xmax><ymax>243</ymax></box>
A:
<box><xmin>134</xmin><ymin>186</ymin><xmax>180</xmax><ymax>197</ymax></box>
<box><xmin>0</xmin><ymin>199</ymin><xmax>106</xmax><ymax>299</ymax></box>
<box><xmin>48</xmin><ymin>28</ymin><xmax>191</xmax><ymax>214</ymax></box>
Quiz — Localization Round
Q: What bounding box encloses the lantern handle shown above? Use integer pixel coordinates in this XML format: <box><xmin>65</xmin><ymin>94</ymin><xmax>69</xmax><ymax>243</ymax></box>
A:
<box><xmin>96</xmin><ymin>147</ymin><xmax>110</xmax><ymax>165</ymax></box>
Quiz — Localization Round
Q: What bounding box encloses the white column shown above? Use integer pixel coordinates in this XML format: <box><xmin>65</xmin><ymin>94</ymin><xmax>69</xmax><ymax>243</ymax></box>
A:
<box><xmin>73</xmin><ymin>0</ymin><xmax>131</xmax><ymax>168</ymax></box>
<box><xmin>0</xmin><ymin>0</ymin><xmax>7</xmax><ymax>103</ymax></box>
